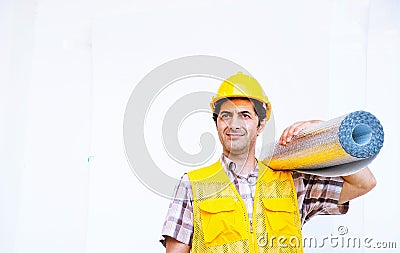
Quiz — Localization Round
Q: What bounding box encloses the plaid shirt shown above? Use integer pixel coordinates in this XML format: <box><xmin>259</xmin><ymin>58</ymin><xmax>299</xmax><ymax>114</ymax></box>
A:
<box><xmin>160</xmin><ymin>154</ymin><xmax>349</xmax><ymax>246</ymax></box>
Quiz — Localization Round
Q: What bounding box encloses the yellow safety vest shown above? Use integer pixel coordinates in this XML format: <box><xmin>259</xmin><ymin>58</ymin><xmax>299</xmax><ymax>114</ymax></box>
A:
<box><xmin>187</xmin><ymin>160</ymin><xmax>303</xmax><ymax>253</ymax></box>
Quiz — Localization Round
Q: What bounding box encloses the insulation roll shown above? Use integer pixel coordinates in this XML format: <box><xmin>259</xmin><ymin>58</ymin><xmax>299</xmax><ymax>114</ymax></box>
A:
<box><xmin>261</xmin><ymin>111</ymin><xmax>384</xmax><ymax>173</ymax></box>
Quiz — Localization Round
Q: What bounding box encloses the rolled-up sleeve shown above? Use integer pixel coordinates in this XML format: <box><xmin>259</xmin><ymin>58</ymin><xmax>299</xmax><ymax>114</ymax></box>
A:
<box><xmin>160</xmin><ymin>174</ymin><xmax>194</xmax><ymax>247</ymax></box>
<box><xmin>292</xmin><ymin>171</ymin><xmax>349</xmax><ymax>226</ymax></box>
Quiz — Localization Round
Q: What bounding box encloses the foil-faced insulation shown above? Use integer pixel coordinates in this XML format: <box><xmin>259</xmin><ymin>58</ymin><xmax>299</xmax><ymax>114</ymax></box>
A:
<box><xmin>261</xmin><ymin>111</ymin><xmax>384</xmax><ymax>175</ymax></box>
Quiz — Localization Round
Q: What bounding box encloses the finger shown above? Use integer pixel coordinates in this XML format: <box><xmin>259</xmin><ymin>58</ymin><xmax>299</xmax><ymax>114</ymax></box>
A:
<box><xmin>293</xmin><ymin>121</ymin><xmax>318</xmax><ymax>135</ymax></box>
<box><xmin>286</xmin><ymin>122</ymin><xmax>304</xmax><ymax>143</ymax></box>
<box><xmin>279</xmin><ymin>127</ymin><xmax>290</xmax><ymax>145</ymax></box>
<box><xmin>279</xmin><ymin>123</ymin><xmax>296</xmax><ymax>145</ymax></box>
<box><xmin>280</xmin><ymin>122</ymin><xmax>301</xmax><ymax>144</ymax></box>
<box><xmin>292</xmin><ymin>123</ymin><xmax>308</xmax><ymax>136</ymax></box>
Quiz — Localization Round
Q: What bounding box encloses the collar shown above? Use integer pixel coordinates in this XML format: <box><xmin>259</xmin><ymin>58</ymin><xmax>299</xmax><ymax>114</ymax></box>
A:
<box><xmin>220</xmin><ymin>154</ymin><xmax>258</xmax><ymax>185</ymax></box>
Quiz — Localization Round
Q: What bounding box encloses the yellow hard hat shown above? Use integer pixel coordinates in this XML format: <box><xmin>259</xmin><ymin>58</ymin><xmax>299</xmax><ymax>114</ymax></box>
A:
<box><xmin>210</xmin><ymin>72</ymin><xmax>272</xmax><ymax>120</ymax></box>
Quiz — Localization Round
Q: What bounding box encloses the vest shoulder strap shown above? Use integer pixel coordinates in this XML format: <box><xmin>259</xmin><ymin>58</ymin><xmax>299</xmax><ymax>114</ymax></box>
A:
<box><xmin>187</xmin><ymin>160</ymin><xmax>226</xmax><ymax>182</ymax></box>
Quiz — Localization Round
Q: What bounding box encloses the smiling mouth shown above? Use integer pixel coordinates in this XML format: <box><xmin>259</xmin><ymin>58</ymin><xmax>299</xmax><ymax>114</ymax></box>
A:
<box><xmin>226</xmin><ymin>133</ymin><xmax>245</xmax><ymax>138</ymax></box>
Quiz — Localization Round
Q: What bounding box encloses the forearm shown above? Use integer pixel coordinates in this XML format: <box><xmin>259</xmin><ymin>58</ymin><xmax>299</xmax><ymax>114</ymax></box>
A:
<box><xmin>165</xmin><ymin>236</ymin><xmax>191</xmax><ymax>253</ymax></box>
<box><xmin>338</xmin><ymin>167</ymin><xmax>377</xmax><ymax>204</ymax></box>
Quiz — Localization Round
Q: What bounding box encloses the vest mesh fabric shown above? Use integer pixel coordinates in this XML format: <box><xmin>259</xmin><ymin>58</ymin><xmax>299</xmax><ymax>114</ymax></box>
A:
<box><xmin>188</xmin><ymin>161</ymin><xmax>303</xmax><ymax>253</ymax></box>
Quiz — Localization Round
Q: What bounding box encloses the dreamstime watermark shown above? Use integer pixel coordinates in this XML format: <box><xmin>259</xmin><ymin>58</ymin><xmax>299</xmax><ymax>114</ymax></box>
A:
<box><xmin>257</xmin><ymin>226</ymin><xmax>397</xmax><ymax>249</ymax></box>
<box><xmin>123</xmin><ymin>55</ymin><xmax>276</xmax><ymax>199</ymax></box>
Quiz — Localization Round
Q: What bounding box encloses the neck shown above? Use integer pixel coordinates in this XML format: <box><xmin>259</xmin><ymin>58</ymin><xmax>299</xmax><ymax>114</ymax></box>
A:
<box><xmin>224</xmin><ymin>151</ymin><xmax>257</xmax><ymax>175</ymax></box>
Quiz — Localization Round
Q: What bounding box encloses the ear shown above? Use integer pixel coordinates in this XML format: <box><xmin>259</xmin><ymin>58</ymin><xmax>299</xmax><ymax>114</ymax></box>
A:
<box><xmin>257</xmin><ymin>119</ymin><xmax>266</xmax><ymax>135</ymax></box>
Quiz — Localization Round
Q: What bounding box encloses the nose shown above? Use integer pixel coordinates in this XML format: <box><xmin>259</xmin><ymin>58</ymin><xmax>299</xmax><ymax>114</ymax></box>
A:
<box><xmin>229</xmin><ymin>113</ymin><xmax>243</xmax><ymax>129</ymax></box>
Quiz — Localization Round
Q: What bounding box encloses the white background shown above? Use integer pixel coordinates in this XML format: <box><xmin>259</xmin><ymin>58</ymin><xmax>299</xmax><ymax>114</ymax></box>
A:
<box><xmin>1</xmin><ymin>0</ymin><xmax>399</xmax><ymax>252</ymax></box>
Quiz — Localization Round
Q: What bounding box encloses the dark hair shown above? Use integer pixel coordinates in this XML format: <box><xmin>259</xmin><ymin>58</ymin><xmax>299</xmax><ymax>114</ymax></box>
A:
<box><xmin>212</xmin><ymin>97</ymin><xmax>267</xmax><ymax>127</ymax></box>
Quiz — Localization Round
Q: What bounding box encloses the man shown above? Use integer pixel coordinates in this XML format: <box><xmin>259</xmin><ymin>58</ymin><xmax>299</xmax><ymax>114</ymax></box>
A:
<box><xmin>160</xmin><ymin>72</ymin><xmax>376</xmax><ymax>253</ymax></box>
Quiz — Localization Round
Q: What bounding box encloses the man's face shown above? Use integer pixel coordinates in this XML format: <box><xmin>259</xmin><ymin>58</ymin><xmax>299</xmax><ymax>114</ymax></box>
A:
<box><xmin>216</xmin><ymin>99</ymin><xmax>265</xmax><ymax>157</ymax></box>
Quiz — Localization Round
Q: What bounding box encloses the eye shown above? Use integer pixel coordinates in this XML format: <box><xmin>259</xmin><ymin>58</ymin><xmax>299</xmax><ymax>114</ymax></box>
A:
<box><xmin>220</xmin><ymin>113</ymin><xmax>230</xmax><ymax>119</ymax></box>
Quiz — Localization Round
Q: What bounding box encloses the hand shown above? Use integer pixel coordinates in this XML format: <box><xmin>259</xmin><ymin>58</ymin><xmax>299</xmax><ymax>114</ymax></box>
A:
<box><xmin>279</xmin><ymin>120</ymin><xmax>323</xmax><ymax>145</ymax></box>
